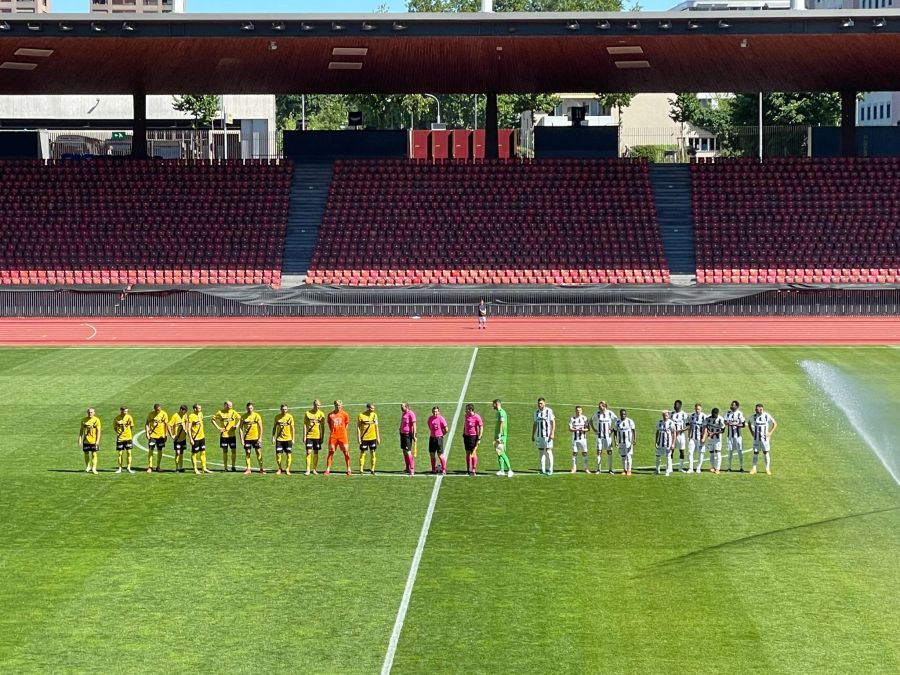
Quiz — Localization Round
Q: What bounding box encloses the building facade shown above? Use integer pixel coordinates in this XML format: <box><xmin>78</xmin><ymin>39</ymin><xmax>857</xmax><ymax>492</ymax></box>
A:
<box><xmin>0</xmin><ymin>0</ymin><xmax>50</xmax><ymax>12</ymax></box>
<box><xmin>90</xmin><ymin>0</ymin><xmax>185</xmax><ymax>14</ymax></box>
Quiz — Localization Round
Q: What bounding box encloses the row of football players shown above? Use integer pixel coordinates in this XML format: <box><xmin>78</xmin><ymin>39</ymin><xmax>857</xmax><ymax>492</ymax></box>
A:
<box><xmin>76</xmin><ymin>398</ymin><xmax>776</xmax><ymax>477</ymax></box>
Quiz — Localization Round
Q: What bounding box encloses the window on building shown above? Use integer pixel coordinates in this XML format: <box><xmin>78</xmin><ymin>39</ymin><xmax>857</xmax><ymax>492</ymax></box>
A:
<box><xmin>880</xmin><ymin>104</ymin><xmax>885</xmax><ymax>119</ymax></box>
<box><xmin>887</xmin><ymin>103</ymin><xmax>892</xmax><ymax>119</ymax></box>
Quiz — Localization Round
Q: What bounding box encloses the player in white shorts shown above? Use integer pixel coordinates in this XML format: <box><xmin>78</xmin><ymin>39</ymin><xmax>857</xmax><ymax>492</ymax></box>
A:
<box><xmin>725</xmin><ymin>400</ymin><xmax>746</xmax><ymax>472</ymax></box>
<box><xmin>590</xmin><ymin>400</ymin><xmax>616</xmax><ymax>474</ymax></box>
<box><xmin>701</xmin><ymin>407</ymin><xmax>726</xmax><ymax>475</ymax></box>
<box><xmin>615</xmin><ymin>408</ymin><xmax>636</xmax><ymax>476</ymax></box>
<box><xmin>687</xmin><ymin>403</ymin><xmax>707</xmax><ymax>473</ymax></box>
<box><xmin>670</xmin><ymin>399</ymin><xmax>689</xmax><ymax>472</ymax></box>
<box><xmin>532</xmin><ymin>397</ymin><xmax>556</xmax><ymax>475</ymax></box>
<box><xmin>654</xmin><ymin>410</ymin><xmax>676</xmax><ymax>476</ymax></box>
<box><xmin>749</xmin><ymin>403</ymin><xmax>778</xmax><ymax>475</ymax></box>
<box><xmin>569</xmin><ymin>405</ymin><xmax>590</xmax><ymax>473</ymax></box>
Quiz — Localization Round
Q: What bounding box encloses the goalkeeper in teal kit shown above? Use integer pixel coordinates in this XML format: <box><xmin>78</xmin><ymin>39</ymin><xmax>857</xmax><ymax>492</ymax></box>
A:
<box><xmin>492</xmin><ymin>399</ymin><xmax>514</xmax><ymax>478</ymax></box>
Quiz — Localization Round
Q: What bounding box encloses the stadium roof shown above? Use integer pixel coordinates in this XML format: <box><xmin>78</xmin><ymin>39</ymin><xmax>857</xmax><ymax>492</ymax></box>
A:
<box><xmin>0</xmin><ymin>11</ymin><xmax>899</xmax><ymax>95</ymax></box>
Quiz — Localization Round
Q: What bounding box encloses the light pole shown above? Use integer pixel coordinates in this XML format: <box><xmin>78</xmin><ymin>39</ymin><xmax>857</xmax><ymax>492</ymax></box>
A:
<box><xmin>424</xmin><ymin>93</ymin><xmax>441</xmax><ymax>126</ymax></box>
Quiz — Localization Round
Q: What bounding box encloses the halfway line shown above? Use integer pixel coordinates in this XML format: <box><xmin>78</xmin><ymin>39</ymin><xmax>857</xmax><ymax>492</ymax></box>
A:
<box><xmin>381</xmin><ymin>347</ymin><xmax>479</xmax><ymax>675</ymax></box>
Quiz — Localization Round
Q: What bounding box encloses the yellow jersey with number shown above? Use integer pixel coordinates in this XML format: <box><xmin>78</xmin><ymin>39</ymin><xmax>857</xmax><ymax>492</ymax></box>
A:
<box><xmin>274</xmin><ymin>413</ymin><xmax>295</xmax><ymax>442</ymax></box>
<box><xmin>357</xmin><ymin>411</ymin><xmax>379</xmax><ymax>441</ymax></box>
<box><xmin>187</xmin><ymin>412</ymin><xmax>205</xmax><ymax>441</ymax></box>
<box><xmin>241</xmin><ymin>412</ymin><xmax>263</xmax><ymax>441</ymax></box>
<box><xmin>304</xmin><ymin>410</ymin><xmax>326</xmax><ymax>440</ymax></box>
<box><xmin>145</xmin><ymin>410</ymin><xmax>168</xmax><ymax>439</ymax></box>
<box><xmin>80</xmin><ymin>415</ymin><xmax>101</xmax><ymax>444</ymax></box>
<box><xmin>113</xmin><ymin>413</ymin><xmax>134</xmax><ymax>441</ymax></box>
<box><xmin>213</xmin><ymin>409</ymin><xmax>240</xmax><ymax>438</ymax></box>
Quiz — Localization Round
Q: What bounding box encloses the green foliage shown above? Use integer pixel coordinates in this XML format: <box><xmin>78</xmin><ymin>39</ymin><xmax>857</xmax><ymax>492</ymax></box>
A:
<box><xmin>597</xmin><ymin>92</ymin><xmax>634</xmax><ymax>122</ymax></box>
<box><xmin>171</xmin><ymin>95</ymin><xmax>220</xmax><ymax>127</ymax></box>
<box><xmin>498</xmin><ymin>93</ymin><xmax>561</xmax><ymax>128</ymax></box>
<box><xmin>730</xmin><ymin>92</ymin><xmax>841</xmax><ymax>127</ymax></box>
<box><xmin>629</xmin><ymin>144</ymin><xmax>677</xmax><ymax>162</ymax></box>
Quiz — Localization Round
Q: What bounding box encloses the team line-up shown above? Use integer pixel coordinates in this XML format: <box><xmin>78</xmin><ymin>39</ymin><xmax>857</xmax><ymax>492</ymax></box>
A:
<box><xmin>77</xmin><ymin>398</ymin><xmax>778</xmax><ymax>478</ymax></box>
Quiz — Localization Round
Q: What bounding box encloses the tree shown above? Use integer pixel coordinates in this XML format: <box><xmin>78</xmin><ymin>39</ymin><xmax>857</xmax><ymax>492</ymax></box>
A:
<box><xmin>172</xmin><ymin>95</ymin><xmax>220</xmax><ymax>127</ymax></box>
<box><xmin>597</xmin><ymin>93</ymin><xmax>634</xmax><ymax>123</ymax></box>
<box><xmin>729</xmin><ymin>92</ymin><xmax>841</xmax><ymax>127</ymax></box>
<box><xmin>497</xmin><ymin>93</ymin><xmax>560</xmax><ymax>127</ymax></box>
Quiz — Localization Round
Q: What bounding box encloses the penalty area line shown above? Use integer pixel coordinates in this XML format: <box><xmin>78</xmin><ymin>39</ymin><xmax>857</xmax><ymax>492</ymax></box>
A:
<box><xmin>380</xmin><ymin>346</ymin><xmax>478</xmax><ymax>675</ymax></box>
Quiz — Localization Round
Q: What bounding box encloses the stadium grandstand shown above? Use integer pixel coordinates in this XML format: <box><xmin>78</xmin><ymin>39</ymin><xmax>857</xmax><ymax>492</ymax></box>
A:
<box><xmin>0</xmin><ymin>10</ymin><xmax>899</xmax><ymax>316</ymax></box>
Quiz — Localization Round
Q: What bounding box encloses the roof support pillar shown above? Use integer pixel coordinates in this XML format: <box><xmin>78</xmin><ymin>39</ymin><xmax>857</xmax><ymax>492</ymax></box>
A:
<box><xmin>840</xmin><ymin>89</ymin><xmax>857</xmax><ymax>158</ymax></box>
<box><xmin>485</xmin><ymin>92</ymin><xmax>498</xmax><ymax>160</ymax></box>
<box><xmin>132</xmin><ymin>92</ymin><xmax>148</xmax><ymax>159</ymax></box>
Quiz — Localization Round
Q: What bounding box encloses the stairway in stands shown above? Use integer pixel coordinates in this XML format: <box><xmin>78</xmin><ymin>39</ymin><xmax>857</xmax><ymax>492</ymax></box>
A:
<box><xmin>649</xmin><ymin>164</ymin><xmax>696</xmax><ymax>281</ymax></box>
<box><xmin>281</xmin><ymin>161</ymin><xmax>334</xmax><ymax>284</ymax></box>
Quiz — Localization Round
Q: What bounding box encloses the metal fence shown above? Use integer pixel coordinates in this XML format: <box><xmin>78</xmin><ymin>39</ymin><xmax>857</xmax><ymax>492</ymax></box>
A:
<box><xmin>621</xmin><ymin>126</ymin><xmax>811</xmax><ymax>162</ymax></box>
<box><xmin>2</xmin><ymin>286</ymin><xmax>898</xmax><ymax>318</ymax></box>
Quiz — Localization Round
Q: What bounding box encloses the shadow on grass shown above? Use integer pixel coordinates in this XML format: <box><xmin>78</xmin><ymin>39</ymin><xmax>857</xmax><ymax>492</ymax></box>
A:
<box><xmin>646</xmin><ymin>505</ymin><xmax>900</xmax><ymax>571</ymax></box>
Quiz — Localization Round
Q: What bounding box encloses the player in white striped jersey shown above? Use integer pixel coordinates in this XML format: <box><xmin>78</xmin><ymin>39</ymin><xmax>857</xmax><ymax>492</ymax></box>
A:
<box><xmin>589</xmin><ymin>400</ymin><xmax>616</xmax><ymax>474</ymax></box>
<box><xmin>532</xmin><ymin>398</ymin><xmax>556</xmax><ymax>475</ymax></box>
<box><xmin>654</xmin><ymin>411</ymin><xmax>677</xmax><ymax>476</ymax></box>
<box><xmin>749</xmin><ymin>403</ymin><xmax>778</xmax><ymax>475</ymax></box>
<box><xmin>670</xmin><ymin>400</ymin><xmax>689</xmax><ymax>472</ymax></box>
<box><xmin>701</xmin><ymin>407</ymin><xmax>726</xmax><ymax>475</ymax></box>
<box><xmin>687</xmin><ymin>403</ymin><xmax>707</xmax><ymax>473</ymax></box>
<box><xmin>569</xmin><ymin>406</ymin><xmax>590</xmax><ymax>473</ymax></box>
<box><xmin>615</xmin><ymin>409</ymin><xmax>636</xmax><ymax>476</ymax></box>
<box><xmin>725</xmin><ymin>400</ymin><xmax>746</xmax><ymax>472</ymax></box>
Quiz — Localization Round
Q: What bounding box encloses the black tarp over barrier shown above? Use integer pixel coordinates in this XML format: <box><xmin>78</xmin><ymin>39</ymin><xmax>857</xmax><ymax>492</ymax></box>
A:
<box><xmin>1</xmin><ymin>284</ymin><xmax>899</xmax><ymax>318</ymax></box>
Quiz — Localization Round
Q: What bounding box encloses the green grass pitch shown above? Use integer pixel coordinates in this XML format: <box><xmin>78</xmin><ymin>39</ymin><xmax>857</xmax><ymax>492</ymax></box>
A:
<box><xmin>1</xmin><ymin>345</ymin><xmax>898</xmax><ymax>674</ymax></box>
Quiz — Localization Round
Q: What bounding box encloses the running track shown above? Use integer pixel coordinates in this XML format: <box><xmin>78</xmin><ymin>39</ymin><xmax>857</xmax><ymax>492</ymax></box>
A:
<box><xmin>0</xmin><ymin>317</ymin><xmax>898</xmax><ymax>346</ymax></box>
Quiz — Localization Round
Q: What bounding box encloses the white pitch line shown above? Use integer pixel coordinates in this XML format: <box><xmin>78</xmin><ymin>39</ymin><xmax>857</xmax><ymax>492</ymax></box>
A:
<box><xmin>381</xmin><ymin>347</ymin><xmax>478</xmax><ymax>675</ymax></box>
<box><xmin>132</xmin><ymin>430</ymin><xmax>229</xmax><ymax>469</ymax></box>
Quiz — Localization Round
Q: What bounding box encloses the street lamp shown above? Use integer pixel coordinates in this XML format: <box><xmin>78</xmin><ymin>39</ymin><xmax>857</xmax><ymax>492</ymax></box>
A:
<box><xmin>424</xmin><ymin>93</ymin><xmax>442</xmax><ymax>126</ymax></box>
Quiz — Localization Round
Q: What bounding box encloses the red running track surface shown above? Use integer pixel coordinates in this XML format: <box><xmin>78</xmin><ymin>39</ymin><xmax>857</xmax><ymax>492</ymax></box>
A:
<box><xmin>0</xmin><ymin>317</ymin><xmax>898</xmax><ymax>346</ymax></box>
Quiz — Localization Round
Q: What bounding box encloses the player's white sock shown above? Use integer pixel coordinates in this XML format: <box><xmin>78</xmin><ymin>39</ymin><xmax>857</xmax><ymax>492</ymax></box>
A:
<box><xmin>596</xmin><ymin>453</ymin><xmax>602</xmax><ymax>472</ymax></box>
<box><xmin>688</xmin><ymin>448</ymin><xmax>695</xmax><ymax>471</ymax></box>
<box><xmin>679</xmin><ymin>453</ymin><xmax>684</xmax><ymax>470</ymax></box>
<box><xmin>627</xmin><ymin>451</ymin><xmax>633</xmax><ymax>472</ymax></box>
<box><xmin>714</xmin><ymin>451</ymin><xmax>722</xmax><ymax>471</ymax></box>
<box><xmin>764</xmin><ymin>452</ymin><xmax>770</xmax><ymax>471</ymax></box>
<box><xmin>738</xmin><ymin>449</ymin><xmax>744</xmax><ymax>471</ymax></box>
<box><xmin>582</xmin><ymin>452</ymin><xmax>589</xmax><ymax>470</ymax></box>
<box><xmin>727</xmin><ymin>448</ymin><xmax>734</xmax><ymax>471</ymax></box>
<box><xmin>697</xmin><ymin>450</ymin><xmax>705</xmax><ymax>471</ymax></box>
<box><xmin>655</xmin><ymin>454</ymin><xmax>662</xmax><ymax>472</ymax></box>
<box><xmin>666</xmin><ymin>453</ymin><xmax>673</xmax><ymax>475</ymax></box>
<box><xmin>546</xmin><ymin>450</ymin><xmax>554</xmax><ymax>473</ymax></box>
<box><xmin>752</xmin><ymin>453</ymin><xmax>759</xmax><ymax>469</ymax></box>
<box><xmin>539</xmin><ymin>449</ymin><xmax>546</xmax><ymax>473</ymax></box>
<box><xmin>572</xmin><ymin>453</ymin><xmax>577</xmax><ymax>471</ymax></box>
<box><xmin>607</xmin><ymin>451</ymin><xmax>613</xmax><ymax>472</ymax></box>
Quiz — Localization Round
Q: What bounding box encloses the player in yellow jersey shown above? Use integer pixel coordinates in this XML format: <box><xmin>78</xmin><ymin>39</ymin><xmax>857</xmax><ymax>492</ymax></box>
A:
<box><xmin>168</xmin><ymin>405</ymin><xmax>188</xmax><ymax>473</ymax></box>
<box><xmin>187</xmin><ymin>403</ymin><xmax>212</xmax><ymax>475</ymax></box>
<box><xmin>212</xmin><ymin>400</ymin><xmax>241</xmax><ymax>472</ymax></box>
<box><xmin>272</xmin><ymin>403</ymin><xmax>296</xmax><ymax>476</ymax></box>
<box><xmin>240</xmin><ymin>402</ymin><xmax>265</xmax><ymax>475</ymax></box>
<box><xmin>357</xmin><ymin>402</ymin><xmax>380</xmax><ymax>475</ymax></box>
<box><xmin>302</xmin><ymin>399</ymin><xmax>326</xmax><ymax>476</ymax></box>
<box><xmin>79</xmin><ymin>407</ymin><xmax>102</xmax><ymax>474</ymax></box>
<box><xmin>113</xmin><ymin>406</ymin><xmax>135</xmax><ymax>474</ymax></box>
<box><xmin>144</xmin><ymin>403</ymin><xmax>168</xmax><ymax>472</ymax></box>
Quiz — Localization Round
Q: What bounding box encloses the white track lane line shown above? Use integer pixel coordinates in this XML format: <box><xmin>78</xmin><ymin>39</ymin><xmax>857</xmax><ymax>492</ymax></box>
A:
<box><xmin>81</xmin><ymin>323</ymin><xmax>97</xmax><ymax>340</ymax></box>
<box><xmin>380</xmin><ymin>347</ymin><xmax>478</xmax><ymax>675</ymax></box>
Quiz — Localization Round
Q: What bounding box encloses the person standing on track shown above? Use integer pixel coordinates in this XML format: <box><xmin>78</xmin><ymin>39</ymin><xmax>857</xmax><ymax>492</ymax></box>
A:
<box><xmin>273</xmin><ymin>403</ymin><xmax>296</xmax><ymax>476</ymax></box>
<box><xmin>670</xmin><ymin>400</ymin><xmax>690</xmax><ymax>473</ymax></box>
<box><xmin>477</xmin><ymin>299</ymin><xmax>488</xmax><ymax>330</ymax></box>
<box><xmin>212</xmin><ymin>400</ymin><xmax>241</xmax><ymax>472</ymax></box>
<box><xmin>399</xmin><ymin>402</ymin><xmax>417</xmax><ymax>476</ymax></box>
<box><xmin>590</xmin><ymin>400</ymin><xmax>616</xmax><ymax>474</ymax></box>
<box><xmin>533</xmin><ymin>397</ymin><xmax>556</xmax><ymax>475</ymax></box>
<box><xmin>113</xmin><ymin>406</ymin><xmax>135</xmax><ymax>474</ymax></box>
<box><xmin>302</xmin><ymin>399</ymin><xmax>326</xmax><ymax>476</ymax></box>
<box><xmin>687</xmin><ymin>403</ymin><xmax>707</xmax><ymax>473</ymax></box>
<box><xmin>493</xmin><ymin>399</ymin><xmax>513</xmax><ymax>477</ymax></box>
<box><xmin>725</xmin><ymin>400</ymin><xmax>746</xmax><ymax>472</ymax></box>
<box><xmin>240</xmin><ymin>402</ymin><xmax>265</xmax><ymax>475</ymax></box>
<box><xmin>187</xmin><ymin>403</ymin><xmax>212</xmax><ymax>475</ymax></box>
<box><xmin>426</xmin><ymin>406</ymin><xmax>449</xmax><ymax>475</ymax></box>
<box><xmin>749</xmin><ymin>403</ymin><xmax>778</xmax><ymax>475</ymax></box>
<box><xmin>168</xmin><ymin>405</ymin><xmax>188</xmax><ymax>473</ymax></box>
<box><xmin>144</xmin><ymin>403</ymin><xmax>168</xmax><ymax>473</ymax></box>
<box><xmin>462</xmin><ymin>403</ymin><xmax>483</xmax><ymax>476</ymax></box>
<box><xmin>357</xmin><ymin>403</ymin><xmax>380</xmax><ymax>475</ymax></box>
<box><xmin>325</xmin><ymin>400</ymin><xmax>352</xmax><ymax>476</ymax></box>
<box><xmin>615</xmin><ymin>408</ymin><xmax>636</xmax><ymax>476</ymax></box>
<box><xmin>655</xmin><ymin>410</ymin><xmax>677</xmax><ymax>476</ymax></box>
<box><xmin>569</xmin><ymin>405</ymin><xmax>590</xmax><ymax>473</ymax></box>
<box><xmin>79</xmin><ymin>407</ymin><xmax>101</xmax><ymax>475</ymax></box>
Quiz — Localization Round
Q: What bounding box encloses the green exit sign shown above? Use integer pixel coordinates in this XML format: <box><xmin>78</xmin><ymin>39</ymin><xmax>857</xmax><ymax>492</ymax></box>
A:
<box><xmin>111</xmin><ymin>132</ymin><xmax>127</xmax><ymax>140</ymax></box>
